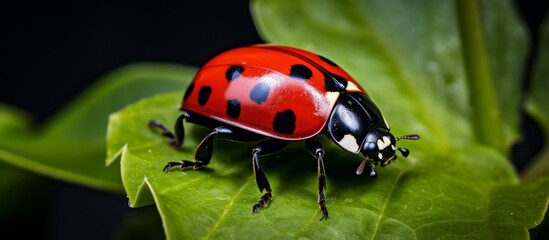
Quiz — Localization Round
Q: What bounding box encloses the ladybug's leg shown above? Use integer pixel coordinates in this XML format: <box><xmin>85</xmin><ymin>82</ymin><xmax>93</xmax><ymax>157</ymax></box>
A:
<box><xmin>163</xmin><ymin>126</ymin><xmax>233</xmax><ymax>172</ymax></box>
<box><xmin>306</xmin><ymin>139</ymin><xmax>328</xmax><ymax>220</ymax></box>
<box><xmin>251</xmin><ymin>139</ymin><xmax>288</xmax><ymax>214</ymax></box>
<box><xmin>149</xmin><ymin>113</ymin><xmax>187</xmax><ymax>147</ymax></box>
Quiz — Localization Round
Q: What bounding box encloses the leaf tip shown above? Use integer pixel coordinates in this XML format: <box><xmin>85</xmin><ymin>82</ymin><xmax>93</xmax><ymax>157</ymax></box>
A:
<box><xmin>106</xmin><ymin>143</ymin><xmax>128</xmax><ymax>166</ymax></box>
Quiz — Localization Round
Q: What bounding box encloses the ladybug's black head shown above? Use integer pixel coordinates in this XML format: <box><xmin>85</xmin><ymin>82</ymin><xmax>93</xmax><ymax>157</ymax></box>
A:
<box><xmin>361</xmin><ymin>128</ymin><xmax>397</xmax><ymax>163</ymax></box>
<box><xmin>357</xmin><ymin>128</ymin><xmax>419</xmax><ymax>178</ymax></box>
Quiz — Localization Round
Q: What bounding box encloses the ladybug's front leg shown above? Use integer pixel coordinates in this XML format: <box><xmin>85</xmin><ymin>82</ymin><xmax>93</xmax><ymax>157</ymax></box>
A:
<box><xmin>306</xmin><ymin>139</ymin><xmax>328</xmax><ymax>220</ymax></box>
<box><xmin>251</xmin><ymin>139</ymin><xmax>288</xmax><ymax>214</ymax></box>
<box><xmin>163</xmin><ymin>126</ymin><xmax>233</xmax><ymax>171</ymax></box>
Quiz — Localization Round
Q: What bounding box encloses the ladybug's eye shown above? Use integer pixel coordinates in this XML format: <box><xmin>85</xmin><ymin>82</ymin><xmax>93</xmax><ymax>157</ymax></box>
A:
<box><xmin>363</xmin><ymin>142</ymin><xmax>376</xmax><ymax>152</ymax></box>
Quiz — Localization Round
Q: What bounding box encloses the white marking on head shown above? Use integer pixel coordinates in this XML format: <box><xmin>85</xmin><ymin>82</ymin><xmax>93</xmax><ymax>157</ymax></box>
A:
<box><xmin>377</xmin><ymin>136</ymin><xmax>391</xmax><ymax>150</ymax></box>
<box><xmin>338</xmin><ymin>134</ymin><xmax>360</xmax><ymax>152</ymax></box>
<box><xmin>378</xmin><ymin>152</ymin><xmax>383</xmax><ymax>160</ymax></box>
<box><xmin>391</xmin><ymin>145</ymin><xmax>396</xmax><ymax>150</ymax></box>
<box><xmin>377</xmin><ymin>139</ymin><xmax>383</xmax><ymax>150</ymax></box>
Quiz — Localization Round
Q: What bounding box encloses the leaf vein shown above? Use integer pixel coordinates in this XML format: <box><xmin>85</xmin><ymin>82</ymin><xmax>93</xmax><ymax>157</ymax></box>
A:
<box><xmin>203</xmin><ymin>175</ymin><xmax>255</xmax><ymax>239</ymax></box>
<box><xmin>369</xmin><ymin>168</ymin><xmax>414</xmax><ymax>239</ymax></box>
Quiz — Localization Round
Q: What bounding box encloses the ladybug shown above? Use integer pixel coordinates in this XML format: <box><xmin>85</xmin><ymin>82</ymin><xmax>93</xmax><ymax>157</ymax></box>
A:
<box><xmin>149</xmin><ymin>44</ymin><xmax>419</xmax><ymax>220</ymax></box>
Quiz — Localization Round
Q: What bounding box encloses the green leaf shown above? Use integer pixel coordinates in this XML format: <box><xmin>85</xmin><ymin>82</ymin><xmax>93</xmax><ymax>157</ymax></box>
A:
<box><xmin>110</xmin><ymin>94</ymin><xmax>549</xmax><ymax>239</ymax></box>
<box><xmin>0</xmin><ymin>63</ymin><xmax>196</xmax><ymax>192</ymax></box>
<box><xmin>522</xmin><ymin>15</ymin><xmax>549</xmax><ymax>181</ymax></box>
<box><xmin>107</xmin><ymin>0</ymin><xmax>549</xmax><ymax>238</ymax></box>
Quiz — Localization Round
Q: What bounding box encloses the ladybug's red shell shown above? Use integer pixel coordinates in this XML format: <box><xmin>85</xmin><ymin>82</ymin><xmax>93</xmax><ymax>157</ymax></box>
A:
<box><xmin>182</xmin><ymin>45</ymin><xmax>366</xmax><ymax>140</ymax></box>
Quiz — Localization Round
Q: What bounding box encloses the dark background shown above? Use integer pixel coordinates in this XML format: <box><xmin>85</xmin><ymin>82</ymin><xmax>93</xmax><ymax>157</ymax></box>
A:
<box><xmin>0</xmin><ymin>1</ymin><xmax>547</xmax><ymax>239</ymax></box>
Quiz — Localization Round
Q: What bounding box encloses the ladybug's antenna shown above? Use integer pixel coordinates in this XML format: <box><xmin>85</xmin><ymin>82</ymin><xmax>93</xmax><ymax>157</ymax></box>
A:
<box><xmin>395</xmin><ymin>134</ymin><xmax>420</xmax><ymax>141</ymax></box>
<box><xmin>395</xmin><ymin>134</ymin><xmax>419</xmax><ymax>157</ymax></box>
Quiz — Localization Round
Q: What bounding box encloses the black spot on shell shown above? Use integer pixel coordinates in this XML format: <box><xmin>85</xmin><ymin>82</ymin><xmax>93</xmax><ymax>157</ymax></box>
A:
<box><xmin>289</xmin><ymin>64</ymin><xmax>313</xmax><ymax>80</ymax></box>
<box><xmin>226</xmin><ymin>65</ymin><xmax>244</xmax><ymax>81</ymax></box>
<box><xmin>250</xmin><ymin>82</ymin><xmax>270</xmax><ymax>104</ymax></box>
<box><xmin>324</xmin><ymin>72</ymin><xmax>348</xmax><ymax>92</ymax></box>
<box><xmin>273</xmin><ymin>110</ymin><xmax>296</xmax><ymax>134</ymax></box>
<box><xmin>184</xmin><ymin>82</ymin><xmax>194</xmax><ymax>101</ymax></box>
<box><xmin>319</xmin><ymin>55</ymin><xmax>338</xmax><ymax>66</ymax></box>
<box><xmin>226</xmin><ymin>99</ymin><xmax>241</xmax><ymax>118</ymax></box>
<box><xmin>198</xmin><ymin>86</ymin><xmax>212</xmax><ymax>106</ymax></box>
